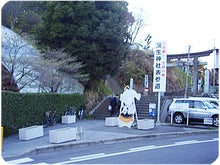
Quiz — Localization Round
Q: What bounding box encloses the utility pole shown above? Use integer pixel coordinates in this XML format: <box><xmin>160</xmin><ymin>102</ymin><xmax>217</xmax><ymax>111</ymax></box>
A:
<box><xmin>184</xmin><ymin>45</ymin><xmax>191</xmax><ymax>98</ymax></box>
<box><xmin>213</xmin><ymin>39</ymin><xmax>216</xmax><ymax>88</ymax></box>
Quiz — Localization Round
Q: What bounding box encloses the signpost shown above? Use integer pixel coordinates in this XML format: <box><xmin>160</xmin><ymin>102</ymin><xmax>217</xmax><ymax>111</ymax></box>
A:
<box><xmin>144</xmin><ymin>75</ymin><xmax>149</xmax><ymax>92</ymax></box>
<box><xmin>144</xmin><ymin>75</ymin><xmax>149</xmax><ymax>95</ymax></box>
<box><xmin>153</xmin><ymin>41</ymin><xmax>167</xmax><ymax>123</ymax></box>
<box><xmin>130</xmin><ymin>78</ymin><xmax>134</xmax><ymax>89</ymax></box>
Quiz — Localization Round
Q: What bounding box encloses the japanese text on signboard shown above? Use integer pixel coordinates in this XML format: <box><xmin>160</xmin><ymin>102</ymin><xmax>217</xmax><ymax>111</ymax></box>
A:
<box><xmin>153</xmin><ymin>41</ymin><xmax>167</xmax><ymax>92</ymax></box>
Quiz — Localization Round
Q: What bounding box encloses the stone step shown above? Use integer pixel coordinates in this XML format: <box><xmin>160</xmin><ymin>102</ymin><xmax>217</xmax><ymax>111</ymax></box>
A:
<box><xmin>92</xmin><ymin>95</ymin><xmax>161</xmax><ymax>120</ymax></box>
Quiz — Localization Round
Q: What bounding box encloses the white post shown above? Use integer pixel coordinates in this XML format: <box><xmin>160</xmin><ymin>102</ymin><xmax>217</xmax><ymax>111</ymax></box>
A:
<box><xmin>170</xmin><ymin>111</ymin><xmax>173</xmax><ymax>124</ymax></box>
<box><xmin>186</xmin><ymin>111</ymin><xmax>189</xmax><ymax>126</ymax></box>
<box><xmin>157</xmin><ymin>92</ymin><xmax>161</xmax><ymax>123</ymax></box>
<box><xmin>130</xmin><ymin>78</ymin><xmax>133</xmax><ymax>89</ymax></box>
<box><xmin>79</xmin><ymin>126</ymin><xmax>84</xmax><ymax>139</ymax></box>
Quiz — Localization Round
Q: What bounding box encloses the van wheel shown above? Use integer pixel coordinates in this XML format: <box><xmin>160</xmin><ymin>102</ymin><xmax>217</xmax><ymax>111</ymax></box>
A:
<box><xmin>212</xmin><ymin>116</ymin><xmax>219</xmax><ymax>127</ymax></box>
<box><xmin>174</xmin><ymin>113</ymin><xmax>184</xmax><ymax>124</ymax></box>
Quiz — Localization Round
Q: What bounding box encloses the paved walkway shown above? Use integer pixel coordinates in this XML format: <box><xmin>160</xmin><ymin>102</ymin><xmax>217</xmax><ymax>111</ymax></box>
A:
<box><xmin>2</xmin><ymin>119</ymin><xmax>218</xmax><ymax>159</ymax></box>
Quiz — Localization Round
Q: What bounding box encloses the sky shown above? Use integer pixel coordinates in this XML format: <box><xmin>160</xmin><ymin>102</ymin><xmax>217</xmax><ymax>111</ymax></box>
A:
<box><xmin>127</xmin><ymin>0</ymin><xmax>219</xmax><ymax>69</ymax></box>
<box><xmin>0</xmin><ymin>0</ymin><xmax>218</xmax><ymax>69</ymax></box>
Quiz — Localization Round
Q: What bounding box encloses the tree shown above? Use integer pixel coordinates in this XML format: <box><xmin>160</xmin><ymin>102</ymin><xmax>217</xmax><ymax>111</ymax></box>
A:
<box><xmin>127</xmin><ymin>10</ymin><xmax>146</xmax><ymax>45</ymax></box>
<box><xmin>2</xmin><ymin>1</ymin><xmax>23</xmax><ymax>30</ymax></box>
<box><xmin>2</xmin><ymin>1</ymin><xmax>44</xmax><ymax>32</ymax></box>
<box><xmin>34</xmin><ymin>1</ymin><xmax>131</xmax><ymax>82</ymax></box>
<box><xmin>35</xmin><ymin>48</ymin><xmax>88</xmax><ymax>93</ymax></box>
<box><xmin>2</xmin><ymin>26</ymin><xmax>40</xmax><ymax>92</ymax></box>
<box><xmin>117</xmin><ymin>49</ymin><xmax>153</xmax><ymax>89</ymax></box>
<box><xmin>143</xmin><ymin>34</ymin><xmax>152</xmax><ymax>50</ymax></box>
<box><xmin>2</xmin><ymin>64</ymin><xmax>19</xmax><ymax>92</ymax></box>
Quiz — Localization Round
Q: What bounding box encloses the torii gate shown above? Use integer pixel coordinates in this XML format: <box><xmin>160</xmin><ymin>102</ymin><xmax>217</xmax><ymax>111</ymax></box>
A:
<box><xmin>150</xmin><ymin>49</ymin><xmax>219</xmax><ymax>95</ymax></box>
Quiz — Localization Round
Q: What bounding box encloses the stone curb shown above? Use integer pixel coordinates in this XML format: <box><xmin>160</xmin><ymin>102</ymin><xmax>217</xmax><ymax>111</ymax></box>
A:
<box><xmin>4</xmin><ymin>128</ymin><xmax>217</xmax><ymax>159</ymax></box>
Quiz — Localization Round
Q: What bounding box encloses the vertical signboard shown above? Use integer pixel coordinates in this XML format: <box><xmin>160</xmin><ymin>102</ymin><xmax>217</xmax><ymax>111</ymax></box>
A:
<box><xmin>144</xmin><ymin>75</ymin><xmax>149</xmax><ymax>92</ymax></box>
<box><xmin>153</xmin><ymin>41</ymin><xmax>167</xmax><ymax>92</ymax></box>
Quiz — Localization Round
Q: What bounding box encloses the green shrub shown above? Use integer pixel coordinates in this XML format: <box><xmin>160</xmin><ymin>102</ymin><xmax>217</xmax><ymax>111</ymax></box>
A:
<box><xmin>1</xmin><ymin>91</ymin><xmax>86</xmax><ymax>136</ymax></box>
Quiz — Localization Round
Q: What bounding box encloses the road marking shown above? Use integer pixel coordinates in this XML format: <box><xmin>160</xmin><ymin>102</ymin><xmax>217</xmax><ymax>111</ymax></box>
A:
<box><xmin>175</xmin><ymin>140</ymin><xmax>197</xmax><ymax>145</ymax></box>
<box><xmin>57</xmin><ymin>138</ymin><xmax>218</xmax><ymax>164</ymax></box>
<box><xmin>129</xmin><ymin>145</ymin><xmax>156</xmax><ymax>151</ymax></box>
<box><xmin>11</xmin><ymin>138</ymin><xmax>217</xmax><ymax>164</ymax></box>
<box><xmin>35</xmin><ymin>163</ymin><xmax>50</xmax><ymax>165</ymax></box>
<box><xmin>70</xmin><ymin>153</ymin><xmax>106</xmax><ymax>161</ymax></box>
<box><xmin>7</xmin><ymin>157</ymin><xmax>34</xmax><ymax>164</ymax></box>
<box><xmin>53</xmin><ymin>153</ymin><xmax>106</xmax><ymax>164</ymax></box>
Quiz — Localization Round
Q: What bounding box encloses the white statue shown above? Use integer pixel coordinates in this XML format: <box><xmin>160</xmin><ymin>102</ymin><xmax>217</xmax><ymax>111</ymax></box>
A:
<box><xmin>118</xmin><ymin>85</ymin><xmax>141</xmax><ymax>128</ymax></box>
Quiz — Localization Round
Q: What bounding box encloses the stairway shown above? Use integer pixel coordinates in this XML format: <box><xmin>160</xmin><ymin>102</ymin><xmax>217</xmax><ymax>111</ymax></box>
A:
<box><xmin>91</xmin><ymin>95</ymin><xmax>169</xmax><ymax>121</ymax></box>
<box><xmin>135</xmin><ymin>96</ymin><xmax>149</xmax><ymax>119</ymax></box>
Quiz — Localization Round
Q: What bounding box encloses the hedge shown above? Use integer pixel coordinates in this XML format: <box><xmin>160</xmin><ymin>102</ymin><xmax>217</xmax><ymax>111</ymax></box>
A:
<box><xmin>1</xmin><ymin>91</ymin><xmax>86</xmax><ymax>136</ymax></box>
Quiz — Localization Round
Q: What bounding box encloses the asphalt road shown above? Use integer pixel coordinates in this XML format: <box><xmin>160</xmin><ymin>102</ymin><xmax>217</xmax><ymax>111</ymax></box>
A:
<box><xmin>4</xmin><ymin>132</ymin><xmax>218</xmax><ymax>164</ymax></box>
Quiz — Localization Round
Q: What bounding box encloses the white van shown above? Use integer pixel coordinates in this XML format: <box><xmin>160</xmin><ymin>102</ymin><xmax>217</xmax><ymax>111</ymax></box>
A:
<box><xmin>168</xmin><ymin>97</ymin><xmax>219</xmax><ymax>126</ymax></box>
<box><xmin>189</xmin><ymin>97</ymin><xmax>219</xmax><ymax>108</ymax></box>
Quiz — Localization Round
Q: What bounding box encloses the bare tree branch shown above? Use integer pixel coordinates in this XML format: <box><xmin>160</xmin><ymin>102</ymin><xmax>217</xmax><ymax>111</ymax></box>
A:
<box><xmin>35</xmin><ymin>48</ymin><xmax>88</xmax><ymax>93</ymax></box>
<box><xmin>127</xmin><ymin>10</ymin><xmax>147</xmax><ymax>44</ymax></box>
<box><xmin>2</xmin><ymin>26</ymin><xmax>40</xmax><ymax>92</ymax></box>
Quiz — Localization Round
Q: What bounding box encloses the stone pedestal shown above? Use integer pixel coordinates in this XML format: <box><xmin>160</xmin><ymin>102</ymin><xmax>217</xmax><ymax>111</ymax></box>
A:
<box><xmin>62</xmin><ymin>115</ymin><xmax>76</xmax><ymax>124</ymax></box>
<box><xmin>137</xmin><ymin>119</ymin><xmax>154</xmax><ymax>130</ymax></box>
<box><xmin>19</xmin><ymin>125</ymin><xmax>43</xmax><ymax>140</ymax></box>
<box><xmin>105</xmin><ymin>117</ymin><xmax>118</xmax><ymax>126</ymax></box>
<box><xmin>49</xmin><ymin>127</ymin><xmax>77</xmax><ymax>143</ymax></box>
